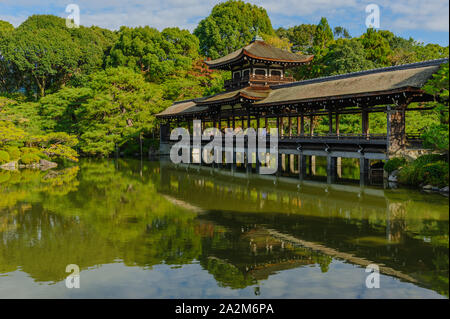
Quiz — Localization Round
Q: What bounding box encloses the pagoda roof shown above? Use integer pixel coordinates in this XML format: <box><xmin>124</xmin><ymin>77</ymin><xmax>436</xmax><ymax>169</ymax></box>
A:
<box><xmin>205</xmin><ymin>40</ymin><xmax>313</xmax><ymax>70</ymax></box>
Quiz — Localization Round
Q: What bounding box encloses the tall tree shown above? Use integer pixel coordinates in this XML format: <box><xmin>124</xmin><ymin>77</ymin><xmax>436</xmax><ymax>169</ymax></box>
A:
<box><xmin>322</xmin><ymin>38</ymin><xmax>375</xmax><ymax>75</ymax></box>
<box><xmin>194</xmin><ymin>0</ymin><xmax>274</xmax><ymax>59</ymax></box>
<box><xmin>107</xmin><ymin>26</ymin><xmax>199</xmax><ymax>82</ymax></box>
<box><xmin>75</xmin><ymin>67</ymin><xmax>169</xmax><ymax>156</ymax></box>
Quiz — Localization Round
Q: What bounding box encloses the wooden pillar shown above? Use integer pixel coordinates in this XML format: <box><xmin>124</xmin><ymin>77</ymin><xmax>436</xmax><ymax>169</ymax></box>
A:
<box><xmin>280</xmin><ymin>116</ymin><xmax>284</xmax><ymax>137</ymax></box>
<box><xmin>265</xmin><ymin>116</ymin><xmax>268</xmax><ymax>129</ymax></box>
<box><xmin>298</xmin><ymin>154</ymin><xmax>306</xmax><ymax>180</ymax></box>
<box><xmin>297</xmin><ymin>116</ymin><xmax>300</xmax><ymax>136</ymax></box>
<box><xmin>276</xmin><ymin>116</ymin><xmax>280</xmax><ymax>136</ymax></box>
<box><xmin>241</xmin><ymin>116</ymin><xmax>245</xmax><ymax>129</ymax></box>
<box><xmin>289</xmin><ymin>154</ymin><xmax>295</xmax><ymax>173</ymax></box>
<box><xmin>327</xmin><ymin>155</ymin><xmax>337</xmax><ymax>184</ymax></box>
<box><xmin>335</xmin><ymin>113</ymin><xmax>340</xmax><ymax>136</ymax></box>
<box><xmin>309</xmin><ymin>115</ymin><xmax>314</xmax><ymax>136</ymax></box>
<box><xmin>300</xmin><ymin>114</ymin><xmax>305</xmax><ymax>135</ymax></box>
<box><xmin>337</xmin><ymin>157</ymin><xmax>342</xmax><ymax>178</ymax></box>
<box><xmin>247</xmin><ymin>111</ymin><xmax>251</xmax><ymax>129</ymax></box>
<box><xmin>362</xmin><ymin>109</ymin><xmax>369</xmax><ymax>136</ymax></box>
<box><xmin>328</xmin><ymin>110</ymin><xmax>333</xmax><ymax>135</ymax></box>
<box><xmin>288</xmin><ymin>116</ymin><xmax>292</xmax><ymax>137</ymax></box>
<box><xmin>360</xmin><ymin>157</ymin><xmax>369</xmax><ymax>187</ymax></box>
<box><xmin>387</xmin><ymin>105</ymin><xmax>406</xmax><ymax>155</ymax></box>
<box><xmin>310</xmin><ymin>156</ymin><xmax>316</xmax><ymax>176</ymax></box>
<box><xmin>232</xmin><ymin>107</ymin><xmax>236</xmax><ymax>130</ymax></box>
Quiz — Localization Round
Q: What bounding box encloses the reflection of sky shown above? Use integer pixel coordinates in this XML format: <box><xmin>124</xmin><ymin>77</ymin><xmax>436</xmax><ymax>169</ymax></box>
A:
<box><xmin>0</xmin><ymin>260</ymin><xmax>444</xmax><ymax>299</ymax></box>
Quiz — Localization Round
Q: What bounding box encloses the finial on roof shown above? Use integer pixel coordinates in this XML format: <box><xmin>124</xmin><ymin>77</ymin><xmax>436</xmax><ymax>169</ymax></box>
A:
<box><xmin>251</xmin><ymin>34</ymin><xmax>264</xmax><ymax>43</ymax></box>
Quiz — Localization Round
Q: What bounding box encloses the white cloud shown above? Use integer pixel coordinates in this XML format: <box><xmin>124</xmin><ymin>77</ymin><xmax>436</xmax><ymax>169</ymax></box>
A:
<box><xmin>0</xmin><ymin>0</ymin><xmax>448</xmax><ymax>33</ymax></box>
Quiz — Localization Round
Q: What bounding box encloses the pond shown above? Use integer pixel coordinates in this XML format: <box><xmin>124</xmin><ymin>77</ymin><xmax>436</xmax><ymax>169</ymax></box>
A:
<box><xmin>0</xmin><ymin>159</ymin><xmax>448</xmax><ymax>298</ymax></box>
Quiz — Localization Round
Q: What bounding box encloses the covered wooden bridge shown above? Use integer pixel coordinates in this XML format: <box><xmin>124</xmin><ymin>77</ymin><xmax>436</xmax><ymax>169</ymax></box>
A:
<box><xmin>156</xmin><ymin>38</ymin><xmax>448</xmax><ymax>185</ymax></box>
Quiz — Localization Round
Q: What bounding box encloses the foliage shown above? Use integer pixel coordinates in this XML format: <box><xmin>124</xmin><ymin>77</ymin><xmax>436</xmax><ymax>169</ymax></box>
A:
<box><xmin>0</xmin><ymin>150</ymin><xmax>10</xmax><ymax>164</ymax></box>
<box><xmin>107</xmin><ymin>26</ymin><xmax>199</xmax><ymax>82</ymax></box>
<box><xmin>0</xmin><ymin>15</ymin><xmax>117</xmax><ymax>97</ymax></box>
<box><xmin>398</xmin><ymin>157</ymin><xmax>449</xmax><ymax>187</ymax></box>
<box><xmin>76</xmin><ymin>67</ymin><xmax>167</xmax><ymax>156</ymax></box>
<box><xmin>421</xmin><ymin>63</ymin><xmax>449</xmax><ymax>153</ymax></box>
<box><xmin>194</xmin><ymin>0</ymin><xmax>274</xmax><ymax>59</ymax></box>
<box><xmin>322</xmin><ymin>38</ymin><xmax>376</xmax><ymax>75</ymax></box>
<box><xmin>5</xmin><ymin>146</ymin><xmax>21</xmax><ymax>160</ymax></box>
<box><xmin>384</xmin><ymin>157</ymin><xmax>407</xmax><ymax>174</ymax></box>
<box><xmin>19</xmin><ymin>153</ymin><xmax>40</xmax><ymax>165</ymax></box>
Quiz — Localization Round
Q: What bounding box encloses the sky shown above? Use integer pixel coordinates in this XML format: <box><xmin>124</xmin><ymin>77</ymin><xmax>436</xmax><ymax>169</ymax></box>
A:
<box><xmin>0</xmin><ymin>0</ymin><xmax>448</xmax><ymax>46</ymax></box>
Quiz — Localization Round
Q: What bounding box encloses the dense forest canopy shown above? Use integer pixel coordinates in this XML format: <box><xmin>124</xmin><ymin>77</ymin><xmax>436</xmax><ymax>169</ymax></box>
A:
<box><xmin>0</xmin><ymin>0</ymin><xmax>448</xmax><ymax>159</ymax></box>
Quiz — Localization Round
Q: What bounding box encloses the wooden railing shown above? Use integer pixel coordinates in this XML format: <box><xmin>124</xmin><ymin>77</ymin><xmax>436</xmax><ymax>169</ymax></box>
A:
<box><xmin>224</xmin><ymin>74</ymin><xmax>295</xmax><ymax>89</ymax></box>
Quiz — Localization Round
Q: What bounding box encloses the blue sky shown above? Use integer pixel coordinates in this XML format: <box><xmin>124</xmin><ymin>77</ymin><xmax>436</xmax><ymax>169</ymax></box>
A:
<box><xmin>0</xmin><ymin>0</ymin><xmax>448</xmax><ymax>46</ymax></box>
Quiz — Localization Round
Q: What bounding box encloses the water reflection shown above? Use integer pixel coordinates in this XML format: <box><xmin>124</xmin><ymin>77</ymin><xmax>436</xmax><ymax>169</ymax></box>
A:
<box><xmin>0</xmin><ymin>159</ymin><xmax>448</xmax><ymax>298</ymax></box>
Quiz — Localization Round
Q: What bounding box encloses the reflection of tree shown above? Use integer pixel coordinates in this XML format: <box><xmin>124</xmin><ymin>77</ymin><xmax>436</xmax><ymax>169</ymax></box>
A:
<box><xmin>0</xmin><ymin>160</ymin><xmax>203</xmax><ymax>283</ymax></box>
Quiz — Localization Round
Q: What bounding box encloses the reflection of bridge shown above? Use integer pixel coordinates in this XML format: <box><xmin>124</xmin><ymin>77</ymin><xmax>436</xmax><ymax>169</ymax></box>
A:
<box><xmin>158</xmin><ymin>160</ymin><xmax>448</xmax><ymax>293</ymax></box>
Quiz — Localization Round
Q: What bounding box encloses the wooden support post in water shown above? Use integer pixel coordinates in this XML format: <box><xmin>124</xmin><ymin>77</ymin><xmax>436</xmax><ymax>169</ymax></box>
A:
<box><xmin>360</xmin><ymin>157</ymin><xmax>369</xmax><ymax>187</ymax></box>
<box><xmin>290</xmin><ymin>154</ymin><xmax>296</xmax><ymax>173</ymax></box>
<box><xmin>327</xmin><ymin>155</ymin><xmax>337</xmax><ymax>184</ymax></box>
<box><xmin>298</xmin><ymin>154</ymin><xmax>306</xmax><ymax>181</ymax></box>
<box><xmin>337</xmin><ymin>157</ymin><xmax>342</xmax><ymax>178</ymax></box>
<box><xmin>310</xmin><ymin>155</ymin><xmax>316</xmax><ymax>176</ymax></box>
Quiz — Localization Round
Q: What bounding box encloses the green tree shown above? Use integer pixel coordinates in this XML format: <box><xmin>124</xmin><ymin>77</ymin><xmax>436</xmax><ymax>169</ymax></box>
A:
<box><xmin>75</xmin><ymin>67</ymin><xmax>168</xmax><ymax>156</ymax></box>
<box><xmin>107</xmin><ymin>26</ymin><xmax>199</xmax><ymax>82</ymax></box>
<box><xmin>276</xmin><ymin>24</ymin><xmax>316</xmax><ymax>53</ymax></box>
<box><xmin>194</xmin><ymin>0</ymin><xmax>274</xmax><ymax>59</ymax></box>
<box><xmin>359</xmin><ymin>28</ymin><xmax>392</xmax><ymax>66</ymax></box>
<box><xmin>313</xmin><ymin>17</ymin><xmax>334</xmax><ymax>50</ymax></box>
<box><xmin>421</xmin><ymin>63</ymin><xmax>449</xmax><ymax>154</ymax></box>
<box><xmin>322</xmin><ymin>38</ymin><xmax>375</xmax><ymax>75</ymax></box>
<box><xmin>0</xmin><ymin>15</ymin><xmax>117</xmax><ymax>97</ymax></box>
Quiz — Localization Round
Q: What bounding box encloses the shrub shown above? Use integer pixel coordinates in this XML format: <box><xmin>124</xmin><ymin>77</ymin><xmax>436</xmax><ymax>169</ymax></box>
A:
<box><xmin>420</xmin><ymin>161</ymin><xmax>449</xmax><ymax>187</ymax></box>
<box><xmin>6</xmin><ymin>146</ymin><xmax>21</xmax><ymax>160</ymax></box>
<box><xmin>20</xmin><ymin>147</ymin><xmax>41</xmax><ymax>155</ymax></box>
<box><xmin>0</xmin><ymin>150</ymin><xmax>10</xmax><ymax>164</ymax></box>
<box><xmin>413</xmin><ymin>154</ymin><xmax>445</xmax><ymax>167</ymax></box>
<box><xmin>398</xmin><ymin>156</ymin><xmax>449</xmax><ymax>187</ymax></box>
<box><xmin>384</xmin><ymin>157</ymin><xmax>406</xmax><ymax>174</ymax></box>
<box><xmin>19</xmin><ymin>153</ymin><xmax>40</xmax><ymax>165</ymax></box>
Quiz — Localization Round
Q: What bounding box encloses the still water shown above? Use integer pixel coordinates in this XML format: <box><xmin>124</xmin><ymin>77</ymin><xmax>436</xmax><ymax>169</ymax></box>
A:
<box><xmin>0</xmin><ymin>159</ymin><xmax>448</xmax><ymax>298</ymax></box>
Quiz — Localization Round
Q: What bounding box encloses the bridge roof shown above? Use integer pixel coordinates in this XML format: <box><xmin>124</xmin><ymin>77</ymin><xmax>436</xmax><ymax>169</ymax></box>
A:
<box><xmin>255</xmin><ymin>59</ymin><xmax>448</xmax><ymax>107</ymax></box>
<box><xmin>156</xmin><ymin>58</ymin><xmax>448</xmax><ymax>119</ymax></box>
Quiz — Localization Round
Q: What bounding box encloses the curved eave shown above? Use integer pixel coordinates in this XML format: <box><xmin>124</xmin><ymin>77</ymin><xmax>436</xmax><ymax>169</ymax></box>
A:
<box><xmin>254</xmin><ymin>87</ymin><xmax>430</xmax><ymax>108</ymax></box>
<box><xmin>196</xmin><ymin>92</ymin><xmax>265</xmax><ymax>106</ymax></box>
<box><xmin>205</xmin><ymin>52</ymin><xmax>314</xmax><ymax>70</ymax></box>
